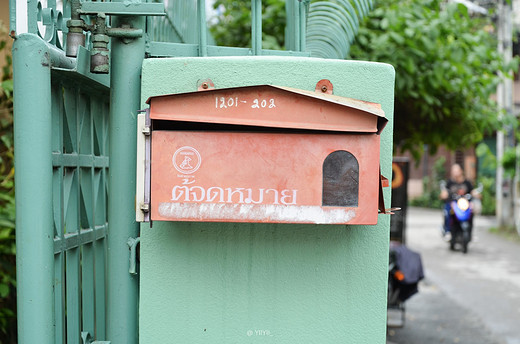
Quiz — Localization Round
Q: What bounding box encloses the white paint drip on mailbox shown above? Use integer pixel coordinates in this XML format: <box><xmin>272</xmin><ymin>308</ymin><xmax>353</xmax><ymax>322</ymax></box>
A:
<box><xmin>158</xmin><ymin>203</ymin><xmax>356</xmax><ymax>224</ymax></box>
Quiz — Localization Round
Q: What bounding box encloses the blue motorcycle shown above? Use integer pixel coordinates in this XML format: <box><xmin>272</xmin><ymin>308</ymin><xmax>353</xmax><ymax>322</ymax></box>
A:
<box><xmin>448</xmin><ymin>193</ymin><xmax>473</xmax><ymax>254</ymax></box>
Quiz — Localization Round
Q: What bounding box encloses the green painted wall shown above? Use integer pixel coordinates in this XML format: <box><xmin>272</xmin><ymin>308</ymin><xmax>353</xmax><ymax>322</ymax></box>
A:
<box><xmin>139</xmin><ymin>56</ymin><xmax>395</xmax><ymax>343</ymax></box>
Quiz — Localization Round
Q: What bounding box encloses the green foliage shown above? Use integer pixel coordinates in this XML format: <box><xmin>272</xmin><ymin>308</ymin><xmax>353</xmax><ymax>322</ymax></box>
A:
<box><xmin>210</xmin><ymin>0</ymin><xmax>286</xmax><ymax>49</ymax></box>
<box><xmin>473</xmin><ymin>142</ymin><xmax>497</xmax><ymax>215</ymax></box>
<box><xmin>476</xmin><ymin>141</ymin><xmax>497</xmax><ymax>172</ymax></box>
<box><xmin>478</xmin><ymin>176</ymin><xmax>496</xmax><ymax>215</ymax></box>
<box><xmin>410</xmin><ymin>156</ymin><xmax>445</xmax><ymax>208</ymax></box>
<box><xmin>501</xmin><ymin>146</ymin><xmax>517</xmax><ymax>177</ymax></box>
<box><xmin>498</xmin><ymin>118</ymin><xmax>520</xmax><ymax>178</ymax></box>
<box><xmin>349</xmin><ymin>0</ymin><xmax>516</xmax><ymax>159</ymax></box>
<box><xmin>0</xmin><ymin>21</ymin><xmax>16</xmax><ymax>343</ymax></box>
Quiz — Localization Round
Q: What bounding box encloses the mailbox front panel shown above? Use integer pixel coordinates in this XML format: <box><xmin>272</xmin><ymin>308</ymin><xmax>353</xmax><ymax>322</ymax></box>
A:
<box><xmin>150</xmin><ymin>131</ymin><xmax>380</xmax><ymax>224</ymax></box>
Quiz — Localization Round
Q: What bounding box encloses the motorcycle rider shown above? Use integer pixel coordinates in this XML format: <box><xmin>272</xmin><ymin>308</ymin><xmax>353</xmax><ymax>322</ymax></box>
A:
<box><xmin>440</xmin><ymin>164</ymin><xmax>478</xmax><ymax>238</ymax></box>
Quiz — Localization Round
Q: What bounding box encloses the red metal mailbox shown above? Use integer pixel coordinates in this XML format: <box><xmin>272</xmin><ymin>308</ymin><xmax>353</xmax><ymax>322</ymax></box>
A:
<box><xmin>136</xmin><ymin>84</ymin><xmax>389</xmax><ymax>224</ymax></box>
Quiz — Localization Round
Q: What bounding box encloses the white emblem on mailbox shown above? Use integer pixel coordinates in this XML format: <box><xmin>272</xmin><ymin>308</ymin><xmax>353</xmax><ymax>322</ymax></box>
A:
<box><xmin>172</xmin><ymin>146</ymin><xmax>201</xmax><ymax>174</ymax></box>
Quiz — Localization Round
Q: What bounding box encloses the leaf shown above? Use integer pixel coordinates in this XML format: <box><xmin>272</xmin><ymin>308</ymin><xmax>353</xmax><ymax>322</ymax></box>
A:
<box><xmin>389</xmin><ymin>31</ymin><xmax>405</xmax><ymax>44</ymax></box>
<box><xmin>0</xmin><ymin>283</ymin><xmax>9</xmax><ymax>298</ymax></box>
<box><xmin>0</xmin><ymin>220</ymin><xmax>15</xmax><ymax>229</ymax></box>
<box><xmin>380</xmin><ymin>17</ymin><xmax>389</xmax><ymax>30</ymax></box>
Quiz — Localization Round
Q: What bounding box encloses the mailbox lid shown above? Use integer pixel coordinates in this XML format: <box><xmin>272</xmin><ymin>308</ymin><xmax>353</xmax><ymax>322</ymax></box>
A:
<box><xmin>150</xmin><ymin>130</ymin><xmax>381</xmax><ymax>224</ymax></box>
<box><xmin>147</xmin><ymin>85</ymin><xmax>387</xmax><ymax>134</ymax></box>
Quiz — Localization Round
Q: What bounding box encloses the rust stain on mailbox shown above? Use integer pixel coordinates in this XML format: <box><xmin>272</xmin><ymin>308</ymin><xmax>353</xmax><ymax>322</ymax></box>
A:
<box><xmin>144</xmin><ymin>85</ymin><xmax>388</xmax><ymax>225</ymax></box>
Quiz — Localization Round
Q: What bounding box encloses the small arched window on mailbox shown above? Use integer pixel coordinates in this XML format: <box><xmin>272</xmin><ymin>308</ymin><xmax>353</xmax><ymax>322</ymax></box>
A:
<box><xmin>322</xmin><ymin>150</ymin><xmax>359</xmax><ymax>207</ymax></box>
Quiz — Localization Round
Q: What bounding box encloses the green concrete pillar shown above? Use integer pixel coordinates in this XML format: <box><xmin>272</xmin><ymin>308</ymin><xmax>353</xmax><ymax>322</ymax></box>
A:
<box><xmin>139</xmin><ymin>56</ymin><xmax>394</xmax><ymax>344</ymax></box>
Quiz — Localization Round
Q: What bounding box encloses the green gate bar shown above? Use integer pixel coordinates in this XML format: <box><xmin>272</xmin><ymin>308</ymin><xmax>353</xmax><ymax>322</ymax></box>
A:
<box><xmin>12</xmin><ymin>33</ymin><xmax>73</xmax><ymax>344</ymax></box>
<box><xmin>285</xmin><ymin>0</ymin><xmax>308</xmax><ymax>52</ymax></box>
<box><xmin>197</xmin><ymin>0</ymin><xmax>208</xmax><ymax>57</ymax></box>
<box><xmin>251</xmin><ymin>0</ymin><xmax>262</xmax><ymax>55</ymax></box>
<box><xmin>106</xmin><ymin>7</ymin><xmax>145</xmax><ymax>344</ymax></box>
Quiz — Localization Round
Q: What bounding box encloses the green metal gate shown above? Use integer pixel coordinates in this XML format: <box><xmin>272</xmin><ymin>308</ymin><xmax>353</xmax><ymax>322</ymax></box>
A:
<box><xmin>12</xmin><ymin>23</ymin><xmax>112</xmax><ymax>344</ymax></box>
<box><xmin>51</xmin><ymin>71</ymin><xmax>110</xmax><ymax>344</ymax></box>
<box><xmin>10</xmin><ymin>1</ymin><xmax>374</xmax><ymax>343</ymax></box>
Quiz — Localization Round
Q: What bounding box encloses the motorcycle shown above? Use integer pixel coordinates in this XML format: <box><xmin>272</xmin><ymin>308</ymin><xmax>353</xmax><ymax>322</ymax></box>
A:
<box><xmin>388</xmin><ymin>241</ymin><xmax>424</xmax><ymax>327</ymax></box>
<box><xmin>441</xmin><ymin>181</ymin><xmax>481</xmax><ymax>254</ymax></box>
<box><xmin>448</xmin><ymin>193</ymin><xmax>473</xmax><ymax>253</ymax></box>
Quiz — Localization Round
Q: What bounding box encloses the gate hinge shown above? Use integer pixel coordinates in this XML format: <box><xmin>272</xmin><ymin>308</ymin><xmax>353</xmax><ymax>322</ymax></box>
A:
<box><xmin>127</xmin><ymin>237</ymin><xmax>141</xmax><ymax>275</ymax></box>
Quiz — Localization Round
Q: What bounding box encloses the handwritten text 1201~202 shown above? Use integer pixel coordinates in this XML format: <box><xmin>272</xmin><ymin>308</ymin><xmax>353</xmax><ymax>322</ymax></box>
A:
<box><xmin>215</xmin><ymin>96</ymin><xmax>276</xmax><ymax>109</ymax></box>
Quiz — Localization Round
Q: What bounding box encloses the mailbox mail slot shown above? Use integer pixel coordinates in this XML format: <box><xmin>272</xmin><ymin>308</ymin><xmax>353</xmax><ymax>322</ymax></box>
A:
<box><xmin>137</xmin><ymin>84</ymin><xmax>388</xmax><ymax>224</ymax></box>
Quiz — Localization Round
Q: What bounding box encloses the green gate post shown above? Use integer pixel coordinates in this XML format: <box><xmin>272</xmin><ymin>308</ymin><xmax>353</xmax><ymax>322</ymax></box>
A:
<box><xmin>106</xmin><ymin>10</ymin><xmax>145</xmax><ymax>344</ymax></box>
<box><xmin>13</xmin><ymin>34</ymin><xmax>57</xmax><ymax>344</ymax></box>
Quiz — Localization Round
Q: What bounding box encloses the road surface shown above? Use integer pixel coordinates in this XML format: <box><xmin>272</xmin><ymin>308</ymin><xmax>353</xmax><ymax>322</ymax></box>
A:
<box><xmin>387</xmin><ymin>207</ymin><xmax>520</xmax><ymax>344</ymax></box>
